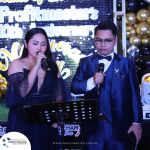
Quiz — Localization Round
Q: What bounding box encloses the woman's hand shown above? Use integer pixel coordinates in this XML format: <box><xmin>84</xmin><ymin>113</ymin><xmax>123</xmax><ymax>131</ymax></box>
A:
<box><xmin>35</xmin><ymin>51</ymin><xmax>47</xmax><ymax>69</ymax></box>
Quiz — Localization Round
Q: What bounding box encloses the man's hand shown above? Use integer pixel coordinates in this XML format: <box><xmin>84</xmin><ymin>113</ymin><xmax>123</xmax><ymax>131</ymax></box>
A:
<box><xmin>51</xmin><ymin>123</ymin><xmax>58</xmax><ymax>128</ymax></box>
<box><xmin>93</xmin><ymin>72</ymin><xmax>106</xmax><ymax>85</ymax></box>
<box><xmin>127</xmin><ymin>124</ymin><xmax>142</xmax><ymax>144</ymax></box>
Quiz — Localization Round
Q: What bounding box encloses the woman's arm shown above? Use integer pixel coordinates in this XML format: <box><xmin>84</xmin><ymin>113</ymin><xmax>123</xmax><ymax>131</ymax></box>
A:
<box><xmin>55</xmin><ymin>71</ymin><xmax>62</xmax><ymax>102</ymax></box>
<box><xmin>8</xmin><ymin>59</ymin><xmax>39</xmax><ymax>97</ymax></box>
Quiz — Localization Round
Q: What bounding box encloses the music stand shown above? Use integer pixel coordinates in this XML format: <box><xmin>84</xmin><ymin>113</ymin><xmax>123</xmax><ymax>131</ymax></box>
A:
<box><xmin>23</xmin><ymin>99</ymin><xmax>97</xmax><ymax>150</ymax></box>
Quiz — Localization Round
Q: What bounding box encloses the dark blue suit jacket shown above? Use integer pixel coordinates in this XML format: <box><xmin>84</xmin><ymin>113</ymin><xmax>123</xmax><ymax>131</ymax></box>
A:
<box><xmin>71</xmin><ymin>53</ymin><xmax>143</xmax><ymax>142</ymax></box>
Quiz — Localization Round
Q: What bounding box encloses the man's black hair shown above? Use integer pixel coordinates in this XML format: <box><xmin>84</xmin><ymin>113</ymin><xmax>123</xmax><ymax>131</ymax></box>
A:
<box><xmin>94</xmin><ymin>20</ymin><xmax>117</xmax><ymax>37</ymax></box>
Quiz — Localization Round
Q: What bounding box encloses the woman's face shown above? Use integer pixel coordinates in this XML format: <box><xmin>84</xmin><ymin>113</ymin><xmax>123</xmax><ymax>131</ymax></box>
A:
<box><xmin>25</xmin><ymin>33</ymin><xmax>47</xmax><ymax>58</ymax></box>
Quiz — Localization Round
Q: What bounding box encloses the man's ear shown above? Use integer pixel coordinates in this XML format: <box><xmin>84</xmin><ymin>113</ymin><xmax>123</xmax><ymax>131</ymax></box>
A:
<box><xmin>114</xmin><ymin>38</ymin><xmax>118</xmax><ymax>45</ymax></box>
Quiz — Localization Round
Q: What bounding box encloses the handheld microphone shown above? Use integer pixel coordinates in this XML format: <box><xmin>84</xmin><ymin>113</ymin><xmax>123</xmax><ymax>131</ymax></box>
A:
<box><xmin>97</xmin><ymin>63</ymin><xmax>104</xmax><ymax>96</ymax></box>
<box><xmin>37</xmin><ymin>51</ymin><xmax>49</xmax><ymax>71</ymax></box>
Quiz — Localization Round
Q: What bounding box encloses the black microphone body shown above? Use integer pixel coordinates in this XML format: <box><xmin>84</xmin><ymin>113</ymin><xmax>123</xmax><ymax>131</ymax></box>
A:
<box><xmin>37</xmin><ymin>51</ymin><xmax>49</xmax><ymax>71</ymax></box>
<box><xmin>97</xmin><ymin>63</ymin><xmax>104</xmax><ymax>96</ymax></box>
<box><xmin>41</xmin><ymin>58</ymin><xmax>49</xmax><ymax>71</ymax></box>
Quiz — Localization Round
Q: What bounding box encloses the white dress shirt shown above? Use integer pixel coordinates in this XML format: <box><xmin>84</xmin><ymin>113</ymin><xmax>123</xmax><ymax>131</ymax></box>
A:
<box><xmin>86</xmin><ymin>52</ymin><xmax>114</xmax><ymax>91</ymax></box>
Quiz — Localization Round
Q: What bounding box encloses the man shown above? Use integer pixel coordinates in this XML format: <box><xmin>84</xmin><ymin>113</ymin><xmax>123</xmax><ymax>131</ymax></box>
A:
<box><xmin>71</xmin><ymin>21</ymin><xmax>143</xmax><ymax>150</ymax></box>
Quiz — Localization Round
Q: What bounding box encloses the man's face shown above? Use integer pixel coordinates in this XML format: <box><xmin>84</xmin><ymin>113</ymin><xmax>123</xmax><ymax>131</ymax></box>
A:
<box><xmin>94</xmin><ymin>30</ymin><xmax>118</xmax><ymax>56</ymax></box>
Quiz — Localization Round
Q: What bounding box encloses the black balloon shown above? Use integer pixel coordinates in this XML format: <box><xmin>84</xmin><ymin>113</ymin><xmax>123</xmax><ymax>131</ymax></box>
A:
<box><xmin>135</xmin><ymin>0</ymin><xmax>145</xmax><ymax>2</ymax></box>
<box><xmin>133</xmin><ymin>55</ymin><xmax>139</xmax><ymax>65</ymax></box>
<box><xmin>139</xmin><ymin>46</ymin><xmax>144</xmax><ymax>57</ymax></box>
<box><xmin>136</xmin><ymin>65</ymin><xmax>144</xmax><ymax>73</ymax></box>
<box><xmin>144</xmin><ymin>49</ymin><xmax>150</xmax><ymax>56</ymax></box>
<box><xmin>137</xmin><ymin>57</ymin><xmax>146</xmax><ymax>65</ymax></box>
<box><xmin>144</xmin><ymin>56</ymin><xmax>150</xmax><ymax>68</ymax></box>
<box><xmin>135</xmin><ymin>65</ymin><xmax>144</xmax><ymax>84</ymax></box>
<box><xmin>138</xmin><ymin>1</ymin><xmax>148</xmax><ymax>9</ymax></box>
<box><xmin>126</xmin><ymin>0</ymin><xmax>139</xmax><ymax>13</ymax></box>
<box><xmin>137</xmin><ymin>74</ymin><xmax>142</xmax><ymax>84</ymax></box>
<box><xmin>139</xmin><ymin>45</ymin><xmax>150</xmax><ymax>56</ymax></box>
<box><xmin>139</xmin><ymin>52</ymin><xmax>144</xmax><ymax>57</ymax></box>
<box><xmin>143</xmin><ymin>68</ymin><xmax>150</xmax><ymax>76</ymax></box>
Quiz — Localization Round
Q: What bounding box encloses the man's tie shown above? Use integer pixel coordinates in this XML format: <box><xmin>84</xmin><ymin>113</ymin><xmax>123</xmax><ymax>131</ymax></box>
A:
<box><xmin>97</xmin><ymin>54</ymin><xmax>112</xmax><ymax>61</ymax></box>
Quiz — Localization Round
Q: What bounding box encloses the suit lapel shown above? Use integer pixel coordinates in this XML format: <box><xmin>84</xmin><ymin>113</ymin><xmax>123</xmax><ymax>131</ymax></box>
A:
<box><xmin>111</xmin><ymin>53</ymin><xmax>122</xmax><ymax>95</ymax></box>
<box><xmin>91</xmin><ymin>54</ymin><xmax>99</xmax><ymax>75</ymax></box>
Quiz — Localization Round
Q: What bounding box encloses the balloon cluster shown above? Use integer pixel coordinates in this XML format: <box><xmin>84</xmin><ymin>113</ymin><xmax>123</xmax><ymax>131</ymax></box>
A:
<box><xmin>0</xmin><ymin>61</ymin><xmax>7</xmax><ymax>99</ymax></box>
<box><xmin>126</xmin><ymin>9</ymin><xmax>150</xmax><ymax>47</ymax></box>
<box><xmin>125</xmin><ymin>1</ymin><xmax>150</xmax><ymax>84</ymax></box>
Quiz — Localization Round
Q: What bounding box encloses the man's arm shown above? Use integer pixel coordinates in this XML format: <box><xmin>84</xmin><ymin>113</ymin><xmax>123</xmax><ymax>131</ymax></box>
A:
<box><xmin>71</xmin><ymin>60</ymin><xmax>88</xmax><ymax>94</ymax></box>
<box><xmin>128</xmin><ymin>60</ymin><xmax>143</xmax><ymax>144</ymax></box>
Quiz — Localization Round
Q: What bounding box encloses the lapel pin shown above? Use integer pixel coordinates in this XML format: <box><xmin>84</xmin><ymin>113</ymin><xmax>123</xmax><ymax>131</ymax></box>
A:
<box><xmin>115</xmin><ymin>68</ymin><xmax>119</xmax><ymax>73</ymax></box>
<box><xmin>115</xmin><ymin>68</ymin><xmax>124</xmax><ymax>80</ymax></box>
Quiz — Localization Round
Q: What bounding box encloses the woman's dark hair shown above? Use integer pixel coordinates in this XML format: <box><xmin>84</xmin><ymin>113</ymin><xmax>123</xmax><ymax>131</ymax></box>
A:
<box><xmin>21</xmin><ymin>28</ymin><xmax>58</xmax><ymax>78</ymax></box>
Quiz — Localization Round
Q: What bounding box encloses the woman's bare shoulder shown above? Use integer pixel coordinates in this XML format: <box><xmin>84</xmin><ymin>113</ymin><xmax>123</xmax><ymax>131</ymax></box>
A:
<box><xmin>8</xmin><ymin>59</ymin><xmax>24</xmax><ymax>76</ymax></box>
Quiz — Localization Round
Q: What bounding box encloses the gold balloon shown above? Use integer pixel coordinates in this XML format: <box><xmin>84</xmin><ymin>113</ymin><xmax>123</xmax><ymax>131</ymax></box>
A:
<box><xmin>126</xmin><ymin>31</ymin><xmax>130</xmax><ymax>40</ymax></box>
<box><xmin>137</xmin><ymin>9</ymin><xmax>149</xmax><ymax>22</ymax></box>
<box><xmin>130</xmin><ymin>29</ymin><xmax>136</xmax><ymax>37</ymax></box>
<box><xmin>1</xmin><ymin>77</ymin><xmax>6</xmax><ymax>82</ymax></box>
<box><xmin>0</xmin><ymin>84</ymin><xmax>6</xmax><ymax>94</ymax></box>
<box><xmin>142</xmin><ymin>37</ymin><xmax>149</xmax><ymax>45</ymax></box>
<box><xmin>0</xmin><ymin>79</ymin><xmax>4</xmax><ymax>84</ymax></box>
<box><xmin>129</xmin><ymin>36</ymin><xmax>142</xmax><ymax>47</ymax></box>
<box><xmin>3</xmin><ymin>81</ymin><xmax>7</xmax><ymax>86</ymax></box>
<box><xmin>136</xmin><ymin>22</ymin><xmax>150</xmax><ymax>37</ymax></box>
<box><xmin>147</xmin><ymin>16</ymin><xmax>150</xmax><ymax>24</ymax></box>
<box><xmin>126</xmin><ymin>13</ymin><xmax>136</xmax><ymax>25</ymax></box>
<box><xmin>0</xmin><ymin>61</ymin><xmax>2</xmax><ymax>71</ymax></box>
<box><xmin>126</xmin><ymin>26</ymin><xmax>133</xmax><ymax>32</ymax></box>
<box><xmin>0</xmin><ymin>77</ymin><xmax>6</xmax><ymax>84</ymax></box>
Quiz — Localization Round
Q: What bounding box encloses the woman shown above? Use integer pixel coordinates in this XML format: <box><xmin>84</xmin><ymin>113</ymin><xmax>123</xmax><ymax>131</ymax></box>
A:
<box><xmin>5</xmin><ymin>28</ymin><xmax>66</xmax><ymax>150</ymax></box>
